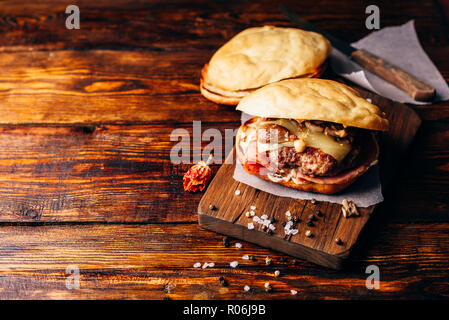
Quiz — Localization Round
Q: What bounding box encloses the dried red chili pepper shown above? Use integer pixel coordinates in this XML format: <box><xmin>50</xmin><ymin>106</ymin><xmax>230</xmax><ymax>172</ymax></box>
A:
<box><xmin>183</xmin><ymin>155</ymin><xmax>213</xmax><ymax>192</ymax></box>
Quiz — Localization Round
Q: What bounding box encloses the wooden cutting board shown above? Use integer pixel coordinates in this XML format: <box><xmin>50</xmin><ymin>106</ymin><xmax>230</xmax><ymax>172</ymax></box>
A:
<box><xmin>198</xmin><ymin>89</ymin><xmax>421</xmax><ymax>269</ymax></box>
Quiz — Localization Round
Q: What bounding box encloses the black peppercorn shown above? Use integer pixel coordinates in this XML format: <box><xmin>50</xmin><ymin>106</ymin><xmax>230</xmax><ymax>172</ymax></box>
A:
<box><xmin>316</xmin><ymin>210</ymin><xmax>323</xmax><ymax>217</ymax></box>
<box><xmin>306</xmin><ymin>220</ymin><xmax>314</xmax><ymax>227</ymax></box>
<box><xmin>222</xmin><ymin>237</ymin><xmax>230</xmax><ymax>247</ymax></box>
<box><xmin>335</xmin><ymin>238</ymin><xmax>343</xmax><ymax>245</ymax></box>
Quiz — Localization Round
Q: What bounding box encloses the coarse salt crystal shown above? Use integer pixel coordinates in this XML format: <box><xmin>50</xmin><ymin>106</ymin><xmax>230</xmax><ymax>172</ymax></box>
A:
<box><xmin>235</xmin><ymin>190</ymin><xmax>241</xmax><ymax>195</ymax></box>
<box><xmin>235</xmin><ymin>242</ymin><xmax>242</xmax><ymax>248</ymax></box>
<box><xmin>245</xmin><ymin>211</ymin><xmax>250</xmax><ymax>217</ymax></box>
<box><xmin>253</xmin><ymin>216</ymin><xmax>260</xmax><ymax>223</ymax></box>
<box><xmin>242</xmin><ymin>254</ymin><xmax>250</xmax><ymax>260</ymax></box>
<box><xmin>285</xmin><ymin>211</ymin><xmax>291</xmax><ymax>217</ymax></box>
<box><xmin>193</xmin><ymin>262</ymin><xmax>201</xmax><ymax>268</ymax></box>
<box><xmin>247</xmin><ymin>223</ymin><xmax>254</xmax><ymax>230</ymax></box>
<box><xmin>268</xmin><ymin>224</ymin><xmax>276</xmax><ymax>230</ymax></box>
<box><xmin>249</xmin><ymin>211</ymin><xmax>256</xmax><ymax>216</ymax></box>
<box><xmin>261</xmin><ymin>214</ymin><xmax>268</xmax><ymax>220</ymax></box>
<box><xmin>250</xmin><ymin>206</ymin><xmax>256</xmax><ymax>210</ymax></box>
<box><xmin>366</xmin><ymin>98</ymin><xmax>372</xmax><ymax>103</ymax></box>
<box><xmin>291</xmin><ymin>229</ymin><xmax>298</xmax><ymax>235</ymax></box>
<box><xmin>230</xmin><ymin>261</ymin><xmax>238</xmax><ymax>268</ymax></box>
<box><xmin>291</xmin><ymin>289</ymin><xmax>298</xmax><ymax>295</ymax></box>
<box><xmin>244</xmin><ymin>285</ymin><xmax>250</xmax><ymax>292</ymax></box>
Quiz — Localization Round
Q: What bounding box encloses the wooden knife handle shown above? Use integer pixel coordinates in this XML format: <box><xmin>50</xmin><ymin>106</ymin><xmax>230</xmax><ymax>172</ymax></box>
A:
<box><xmin>351</xmin><ymin>49</ymin><xmax>435</xmax><ymax>102</ymax></box>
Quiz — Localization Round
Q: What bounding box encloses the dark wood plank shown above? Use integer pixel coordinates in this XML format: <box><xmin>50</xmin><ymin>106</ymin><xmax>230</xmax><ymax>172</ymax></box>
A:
<box><xmin>0</xmin><ymin>123</ymin><xmax>236</xmax><ymax>222</ymax></box>
<box><xmin>0</xmin><ymin>117</ymin><xmax>448</xmax><ymax>224</ymax></box>
<box><xmin>0</xmin><ymin>223</ymin><xmax>448</xmax><ymax>299</ymax></box>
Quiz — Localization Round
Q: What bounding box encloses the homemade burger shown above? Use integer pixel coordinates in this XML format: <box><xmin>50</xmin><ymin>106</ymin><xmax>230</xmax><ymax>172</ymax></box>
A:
<box><xmin>200</xmin><ymin>26</ymin><xmax>331</xmax><ymax>105</ymax></box>
<box><xmin>236</xmin><ymin>78</ymin><xmax>389</xmax><ymax>194</ymax></box>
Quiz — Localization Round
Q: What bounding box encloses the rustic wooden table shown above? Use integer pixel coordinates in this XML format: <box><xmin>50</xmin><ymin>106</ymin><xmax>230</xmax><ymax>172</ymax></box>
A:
<box><xmin>0</xmin><ymin>0</ymin><xmax>448</xmax><ymax>300</ymax></box>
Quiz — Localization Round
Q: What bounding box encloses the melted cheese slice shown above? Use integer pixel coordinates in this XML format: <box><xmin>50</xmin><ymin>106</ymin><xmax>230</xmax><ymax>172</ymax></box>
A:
<box><xmin>257</xmin><ymin>119</ymin><xmax>352</xmax><ymax>161</ymax></box>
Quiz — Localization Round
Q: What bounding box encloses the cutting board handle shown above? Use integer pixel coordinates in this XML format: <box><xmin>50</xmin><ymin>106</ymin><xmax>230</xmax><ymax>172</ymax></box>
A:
<box><xmin>351</xmin><ymin>49</ymin><xmax>435</xmax><ymax>102</ymax></box>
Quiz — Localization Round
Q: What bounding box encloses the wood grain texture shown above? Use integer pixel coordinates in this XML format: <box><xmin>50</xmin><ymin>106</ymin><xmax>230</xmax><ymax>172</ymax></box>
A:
<box><xmin>0</xmin><ymin>223</ymin><xmax>448</xmax><ymax>300</ymax></box>
<box><xmin>0</xmin><ymin>49</ymin><xmax>242</xmax><ymax>124</ymax></box>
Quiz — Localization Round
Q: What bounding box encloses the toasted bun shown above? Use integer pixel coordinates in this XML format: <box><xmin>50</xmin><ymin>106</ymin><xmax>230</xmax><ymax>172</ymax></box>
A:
<box><xmin>200</xmin><ymin>62</ymin><xmax>327</xmax><ymax>106</ymax></box>
<box><xmin>236</xmin><ymin>78</ymin><xmax>389</xmax><ymax>131</ymax></box>
<box><xmin>203</xmin><ymin>26</ymin><xmax>331</xmax><ymax>92</ymax></box>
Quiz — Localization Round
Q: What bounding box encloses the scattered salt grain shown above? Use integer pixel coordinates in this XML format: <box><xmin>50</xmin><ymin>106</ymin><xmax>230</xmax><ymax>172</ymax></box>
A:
<box><xmin>261</xmin><ymin>214</ymin><xmax>268</xmax><ymax>220</ymax></box>
<box><xmin>234</xmin><ymin>190</ymin><xmax>241</xmax><ymax>195</ymax></box>
<box><xmin>249</xmin><ymin>211</ymin><xmax>256</xmax><ymax>216</ymax></box>
<box><xmin>235</xmin><ymin>242</ymin><xmax>242</xmax><ymax>248</ymax></box>
<box><xmin>291</xmin><ymin>289</ymin><xmax>298</xmax><ymax>295</ymax></box>
<box><xmin>193</xmin><ymin>262</ymin><xmax>201</xmax><ymax>268</ymax></box>
<box><xmin>274</xmin><ymin>270</ymin><xmax>280</xmax><ymax>277</ymax></box>
<box><xmin>268</xmin><ymin>224</ymin><xmax>276</xmax><ymax>231</ymax></box>
<box><xmin>247</xmin><ymin>223</ymin><xmax>255</xmax><ymax>230</ymax></box>
<box><xmin>253</xmin><ymin>216</ymin><xmax>260</xmax><ymax>223</ymax></box>
<box><xmin>250</xmin><ymin>206</ymin><xmax>256</xmax><ymax>210</ymax></box>
<box><xmin>244</xmin><ymin>285</ymin><xmax>250</xmax><ymax>292</ymax></box>
<box><xmin>242</xmin><ymin>254</ymin><xmax>250</xmax><ymax>260</ymax></box>
<box><xmin>366</xmin><ymin>98</ymin><xmax>372</xmax><ymax>103</ymax></box>
<box><xmin>230</xmin><ymin>261</ymin><xmax>239</xmax><ymax>268</ymax></box>
<box><xmin>285</xmin><ymin>211</ymin><xmax>291</xmax><ymax>217</ymax></box>
<box><xmin>245</xmin><ymin>211</ymin><xmax>250</xmax><ymax>217</ymax></box>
